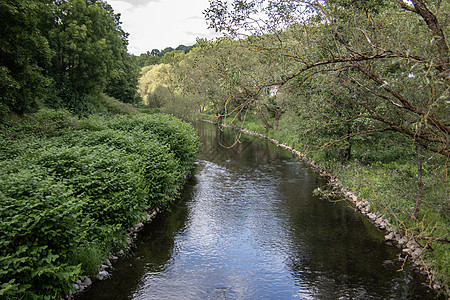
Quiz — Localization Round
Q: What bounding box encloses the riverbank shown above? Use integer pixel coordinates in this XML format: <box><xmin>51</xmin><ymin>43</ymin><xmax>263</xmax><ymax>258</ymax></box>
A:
<box><xmin>204</xmin><ymin>120</ymin><xmax>446</xmax><ymax>295</ymax></box>
<box><xmin>66</xmin><ymin>206</ymin><xmax>162</xmax><ymax>297</ymax></box>
<box><xmin>69</xmin><ymin>174</ymin><xmax>195</xmax><ymax>298</ymax></box>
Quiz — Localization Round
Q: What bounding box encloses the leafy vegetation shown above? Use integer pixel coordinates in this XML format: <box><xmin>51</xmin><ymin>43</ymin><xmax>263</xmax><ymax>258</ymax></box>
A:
<box><xmin>0</xmin><ymin>0</ymin><xmax>141</xmax><ymax>117</ymax></box>
<box><xmin>0</xmin><ymin>0</ymin><xmax>203</xmax><ymax>298</ymax></box>
<box><xmin>0</xmin><ymin>110</ymin><xmax>199</xmax><ymax>298</ymax></box>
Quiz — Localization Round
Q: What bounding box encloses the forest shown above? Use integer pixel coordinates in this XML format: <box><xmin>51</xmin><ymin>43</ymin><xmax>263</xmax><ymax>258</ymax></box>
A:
<box><xmin>139</xmin><ymin>0</ymin><xmax>449</xmax><ymax>294</ymax></box>
<box><xmin>0</xmin><ymin>0</ymin><xmax>449</xmax><ymax>298</ymax></box>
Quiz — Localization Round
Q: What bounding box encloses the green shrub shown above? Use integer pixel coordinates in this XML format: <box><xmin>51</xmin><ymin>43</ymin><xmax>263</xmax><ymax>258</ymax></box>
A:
<box><xmin>106</xmin><ymin>114</ymin><xmax>200</xmax><ymax>174</ymax></box>
<box><xmin>14</xmin><ymin>109</ymin><xmax>80</xmax><ymax>137</ymax></box>
<box><xmin>100</xmin><ymin>94</ymin><xmax>140</xmax><ymax>115</ymax></box>
<box><xmin>69</xmin><ymin>242</ymin><xmax>108</xmax><ymax>277</ymax></box>
<box><xmin>65</xmin><ymin>129</ymin><xmax>182</xmax><ymax>205</ymax></box>
<box><xmin>36</xmin><ymin>144</ymin><xmax>146</xmax><ymax>228</ymax></box>
<box><xmin>0</xmin><ymin>110</ymin><xmax>200</xmax><ymax>298</ymax></box>
<box><xmin>0</xmin><ymin>103</ymin><xmax>10</xmax><ymax>121</ymax></box>
<box><xmin>0</xmin><ymin>169</ymin><xmax>82</xmax><ymax>298</ymax></box>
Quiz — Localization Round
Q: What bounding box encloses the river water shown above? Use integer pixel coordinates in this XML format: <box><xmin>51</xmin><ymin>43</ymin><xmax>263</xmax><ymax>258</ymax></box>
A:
<box><xmin>79</xmin><ymin>122</ymin><xmax>439</xmax><ymax>299</ymax></box>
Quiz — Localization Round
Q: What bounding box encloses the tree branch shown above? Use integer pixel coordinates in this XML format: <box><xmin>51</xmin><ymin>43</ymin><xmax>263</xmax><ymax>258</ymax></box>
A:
<box><xmin>354</xmin><ymin>63</ymin><xmax>450</xmax><ymax>136</ymax></box>
<box><xmin>394</xmin><ymin>0</ymin><xmax>449</xmax><ymax>72</ymax></box>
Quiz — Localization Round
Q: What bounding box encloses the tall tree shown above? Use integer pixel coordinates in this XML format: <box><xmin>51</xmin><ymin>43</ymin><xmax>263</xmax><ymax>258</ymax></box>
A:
<box><xmin>44</xmin><ymin>0</ymin><xmax>131</xmax><ymax>109</ymax></box>
<box><xmin>135</xmin><ymin>52</ymin><xmax>161</xmax><ymax>67</ymax></box>
<box><xmin>105</xmin><ymin>52</ymin><xmax>142</xmax><ymax>104</ymax></box>
<box><xmin>0</xmin><ymin>0</ymin><xmax>52</xmax><ymax>115</ymax></box>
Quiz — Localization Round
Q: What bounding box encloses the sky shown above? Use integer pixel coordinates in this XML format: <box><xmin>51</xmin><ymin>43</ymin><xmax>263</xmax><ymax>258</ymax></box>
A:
<box><xmin>107</xmin><ymin>0</ymin><xmax>222</xmax><ymax>55</ymax></box>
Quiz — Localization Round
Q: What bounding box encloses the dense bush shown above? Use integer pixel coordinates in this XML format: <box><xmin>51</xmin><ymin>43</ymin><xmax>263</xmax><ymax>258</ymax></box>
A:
<box><xmin>10</xmin><ymin>109</ymin><xmax>80</xmax><ymax>137</ymax></box>
<box><xmin>105</xmin><ymin>114</ymin><xmax>199</xmax><ymax>174</ymax></box>
<box><xmin>65</xmin><ymin>129</ymin><xmax>181</xmax><ymax>206</ymax></box>
<box><xmin>0</xmin><ymin>110</ymin><xmax>199</xmax><ymax>298</ymax></box>
<box><xmin>0</xmin><ymin>169</ymin><xmax>82</xmax><ymax>298</ymax></box>
<box><xmin>37</xmin><ymin>145</ymin><xmax>145</xmax><ymax>228</ymax></box>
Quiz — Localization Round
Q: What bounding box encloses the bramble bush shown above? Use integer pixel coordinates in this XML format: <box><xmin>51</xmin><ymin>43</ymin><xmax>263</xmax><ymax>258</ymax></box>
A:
<box><xmin>0</xmin><ymin>110</ymin><xmax>199</xmax><ymax>298</ymax></box>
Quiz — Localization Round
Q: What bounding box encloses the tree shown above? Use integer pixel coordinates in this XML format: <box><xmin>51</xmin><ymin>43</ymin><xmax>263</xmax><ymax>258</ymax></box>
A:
<box><xmin>105</xmin><ymin>52</ymin><xmax>142</xmax><ymax>104</ymax></box>
<box><xmin>1</xmin><ymin>0</ymin><xmax>139</xmax><ymax>115</ymax></box>
<box><xmin>139</xmin><ymin>64</ymin><xmax>175</xmax><ymax>107</ymax></box>
<box><xmin>0</xmin><ymin>0</ymin><xmax>52</xmax><ymax>115</ymax></box>
<box><xmin>162</xmin><ymin>50</ymin><xmax>186</xmax><ymax>65</ymax></box>
<box><xmin>175</xmin><ymin>44</ymin><xmax>194</xmax><ymax>54</ymax></box>
<box><xmin>44</xmin><ymin>0</ymin><xmax>131</xmax><ymax>110</ymax></box>
<box><xmin>159</xmin><ymin>47</ymin><xmax>174</xmax><ymax>57</ymax></box>
<box><xmin>150</xmin><ymin>49</ymin><xmax>161</xmax><ymax>56</ymax></box>
<box><xmin>135</xmin><ymin>52</ymin><xmax>161</xmax><ymax>67</ymax></box>
<box><xmin>204</xmin><ymin>0</ymin><xmax>449</xmax><ymax>158</ymax></box>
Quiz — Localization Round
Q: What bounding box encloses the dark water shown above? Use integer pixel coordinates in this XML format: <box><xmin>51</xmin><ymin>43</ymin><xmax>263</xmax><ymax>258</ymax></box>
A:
<box><xmin>79</xmin><ymin>122</ymin><xmax>438</xmax><ymax>299</ymax></box>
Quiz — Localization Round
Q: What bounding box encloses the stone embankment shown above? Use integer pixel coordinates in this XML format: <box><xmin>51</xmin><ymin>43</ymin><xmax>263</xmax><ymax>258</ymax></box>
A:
<box><xmin>67</xmin><ymin>208</ymin><xmax>162</xmax><ymax>298</ymax></box>
<box><xmin>207</xmin><ymin>120</ymin><xmax>440</xmax><ymax>291</ymax></box>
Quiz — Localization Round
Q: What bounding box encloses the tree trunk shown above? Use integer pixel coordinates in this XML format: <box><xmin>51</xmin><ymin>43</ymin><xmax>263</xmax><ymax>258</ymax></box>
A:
<box><xmin>258</xmin><ymin>108</ymin><xmax>273</xmax><ymax>131</ymax></box>
<box><xmin>344</xmin><ymin>141</ymin><xmax>351</xmax><ymax>163</ymax></box>
<box><xmin>412</xmin><ymin>0</ymin><xmax>449</xmax><ymax>71</ymax></box>
<box><xmin>344</xmin><ymin>128</ymin><xmax>352</xmax><ymax>162</ymax></box>
<box><xmin>339</xmin><ymin>128</ymin><xmax>352</xmax><ymax>164</ymax></box>
<box><xmin>274</xmin><ymin>109</ymin><xmax>283</xmax><ymax>131</ymax></box>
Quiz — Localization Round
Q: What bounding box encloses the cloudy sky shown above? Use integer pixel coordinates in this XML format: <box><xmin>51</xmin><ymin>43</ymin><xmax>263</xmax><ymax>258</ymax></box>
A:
<box><xmin>107</xmin><ymin>0</ymin><xmax>222</xmax><ymax>55</ymax></box>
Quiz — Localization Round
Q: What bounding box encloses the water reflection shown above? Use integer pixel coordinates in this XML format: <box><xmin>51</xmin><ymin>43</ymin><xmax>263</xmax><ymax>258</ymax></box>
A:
<box><xmin>79</xmin><ymin>122</ymin><xmax>439</xmax><ymax>299</ymax></box>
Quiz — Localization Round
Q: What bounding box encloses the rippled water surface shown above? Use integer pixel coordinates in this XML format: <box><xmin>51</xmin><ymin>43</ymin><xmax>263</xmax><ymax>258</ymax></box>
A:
<box><xmin>79</xmin><ymin>122</ymin><xmax>438</xmax><ymax>299</ymax></box>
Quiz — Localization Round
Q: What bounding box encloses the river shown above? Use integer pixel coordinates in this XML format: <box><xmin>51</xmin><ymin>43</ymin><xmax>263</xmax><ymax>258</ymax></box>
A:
<box><xmin>78</xmin><ymin>121</ymin><xmax>439</xmax><ymax>299</ymax></box>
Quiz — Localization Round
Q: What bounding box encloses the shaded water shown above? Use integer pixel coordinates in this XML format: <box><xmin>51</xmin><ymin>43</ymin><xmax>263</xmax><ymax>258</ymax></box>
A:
<box><xmin>79</xmin><ymin>122</ymin><xmax>438</xmax><ymax>299</ymax></box>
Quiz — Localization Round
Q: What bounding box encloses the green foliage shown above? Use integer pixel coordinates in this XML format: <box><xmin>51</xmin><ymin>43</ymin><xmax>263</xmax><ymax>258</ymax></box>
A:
<box><xmin>69</xmin><ymin>242</ymin><xmax>106</xmax><ymax>277</ymax></box>
<box><xmin>0</xmin><ymin>0</ymin><xmax>52</xmax><ymax>114</ymax></box>
<box><xmin>138</xmin><ymin>64</ymin><xmax>174</xmax><ymax>107</ymax></box>
<box><xmin>134</xmin><ymin>52</ymin><xmax>161</xmax><ymax>67</ymax></box>
<box><xmin>0</xmin><ymin>110</ymin><xmax>199</xmax><ymax>298</ymax></box>
<box><xmin>0</xmin><ymin>169</ymin><xmax>82</xmax><ymax>298</ymax></box>
<box><xmin>99</xmin><ymin>94</ymin><xmax>140</xmax><ymax>115</ymax></box>
<box><xmin>162</xmin><ymin>50</ymin><xmax>186</xmax><ymax>65</ymax></box>
<box><xmin>45</xmin><ymin>0</ymin><xmax>128</xmax><ymax>98</ymax></box>
<box><xmin>134</xmin><ymin>45</ymin><xmax>194</xmax><ymax>68</ymax></box>
<box><xmin>105</xmin><ymin>53</ymin><xmax>142</xmax><ymax>104</ymax></box>
<box><xmin>65</xmin><ymin>129</ymin><xmax>180</xmax><ymax>206</ymax></box>
<box><xmin>37</xmin><ymin>144</ymin><xmax>144</xmax><ymax>227</ymax></box>
<box><xmin>430</xmin><ymin>244</ymin><xmax>450</xmax><ymax>293</ymax></box>
<box><xmin>13</xmin><ymin>109</ymin><xmax>80</xmax><ymax>137</ymax></box>
<box><xmin>1</xmin><ymin>0</ymin><xmax>142</xmax><ymax>116</ymax></box>
<box><xmin>107</xmin><ymin>114</ymin><xmax>200</xmax><ymax>173</ymax></box>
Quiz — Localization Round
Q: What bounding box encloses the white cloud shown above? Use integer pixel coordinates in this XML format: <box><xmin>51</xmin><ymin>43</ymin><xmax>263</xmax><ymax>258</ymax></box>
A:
<box><xmin>107</xmin><ymin>0</ymin><xmax>221</xmax><ymax>55</ymax></box>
